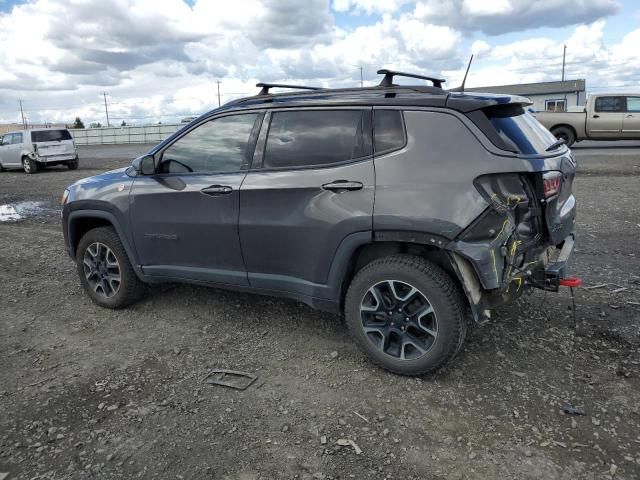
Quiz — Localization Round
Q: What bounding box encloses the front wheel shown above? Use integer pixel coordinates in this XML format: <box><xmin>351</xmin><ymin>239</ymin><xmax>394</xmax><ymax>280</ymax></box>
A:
<box><xmin>76</xmin><ymin>226</ymin><xmax>144</xmax><ymax>308</ymax></box>
<box><xmin>344</xmin><ymin>254</ymin><xmax>467</xmax><ymax>376</ymax></box>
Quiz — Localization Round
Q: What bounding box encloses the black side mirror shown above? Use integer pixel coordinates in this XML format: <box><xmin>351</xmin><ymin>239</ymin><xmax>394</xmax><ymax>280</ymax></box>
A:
<box><xmin>131</xmin><ymin>154</ymin><xmax>155</xmax><ymax>175</ymax></box>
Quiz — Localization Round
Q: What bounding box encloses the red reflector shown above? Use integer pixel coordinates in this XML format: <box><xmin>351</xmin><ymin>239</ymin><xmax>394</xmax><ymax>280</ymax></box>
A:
<box><xmin>559</xmin><ymin>277</ymin><xmax>582</xmax><ymax>288</ymax></box>
<box><xmin>543</xmin><ymin>172</ymin><xmax>562</xmax><ymax>198</ymax></box>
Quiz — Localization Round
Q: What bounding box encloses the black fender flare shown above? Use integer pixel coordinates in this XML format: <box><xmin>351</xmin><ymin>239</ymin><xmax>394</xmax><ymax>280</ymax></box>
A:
<box><xmin>65</xmin><ymin>208</ymin><xmax>143</xmax><ymax>278</ymax></box>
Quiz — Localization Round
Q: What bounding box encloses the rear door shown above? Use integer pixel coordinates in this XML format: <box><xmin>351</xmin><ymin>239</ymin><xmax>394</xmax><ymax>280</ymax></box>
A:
<box><xmin>0</xmin><ymin>134</ymin><xmax>15</xmax><ymax>166</ymax></box>
<box><xmin>130</xmin><ymin>112</ymin><xmax>262</xmax><ymax>286</ymax></box>
<box><xmin>622</xmin><ymin>96</ymin><xmax>640</xmax><ymax>138</ymax></box>
<box><xmin>6</xmin><ymin>133</ymin><xmax>23</xmax><ymax>166</ymax></box>
<box><xmin>239</xmin><ymin>108</ymin><xmax>374</xmax><ymax>296</ymax></box>
<box><xmin>587</xmin><ymin>96</ymin><xmax>624</xmax><ymax>138</ymax></box>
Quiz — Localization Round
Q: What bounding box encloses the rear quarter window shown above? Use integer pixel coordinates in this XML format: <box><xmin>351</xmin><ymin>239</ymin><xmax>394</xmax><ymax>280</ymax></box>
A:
<box><xmin>31</xmin><ymin>130</ymin><xmax>72</xmax><ymax>142</ymax></box>
<box><xmin>374</xmin><ymin>110</ymin><xmax>405</xmax><ymax>153</ymax></box>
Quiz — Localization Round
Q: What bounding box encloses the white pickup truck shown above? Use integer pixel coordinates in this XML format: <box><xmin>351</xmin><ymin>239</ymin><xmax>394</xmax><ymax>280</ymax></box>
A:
<box><xmin>534</xmin><ymin>93</ymin><xmax>640</xmax><ymax>146</ymax></box>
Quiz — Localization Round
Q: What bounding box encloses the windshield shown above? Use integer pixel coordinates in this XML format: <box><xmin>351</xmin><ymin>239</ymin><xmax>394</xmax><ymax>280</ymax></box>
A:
<box><xmin>488</xmin><ymin>109</ymin><xmax>558</xmax><ymax>154</ymax></box>
<box><xmin>31</xmin><ymin>130</ymin><xmax>72</xmax><ymax>142</ymax></box>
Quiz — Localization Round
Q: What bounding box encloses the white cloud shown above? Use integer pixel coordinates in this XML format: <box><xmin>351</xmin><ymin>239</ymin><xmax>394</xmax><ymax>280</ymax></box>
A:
<box><xmin>0</xmin><ymin>0</ymin><xmax>635</xmax><ymax>125</ymax></box>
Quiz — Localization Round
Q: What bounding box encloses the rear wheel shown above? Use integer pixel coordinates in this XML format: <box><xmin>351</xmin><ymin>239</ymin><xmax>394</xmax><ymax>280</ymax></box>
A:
<box><xmin>67</xmin><ymin>157</ymin><xmax>79</xmax><ymax>170</ymax></box>
<box><xmin>551</xmin><ymin>126</ymin><xmax>575</xmax><ymax>147</ymax></box>
<box><xmin>22</xmin><ymin>156</ymin><xmax>37</xmax><ymax>174</ymax></box>
<box><xmin>76</xmin><ymin>226</ymin><xmax>144</xmax><ymax>308</ymax></box>
<box><xmin>345</xmin><ymin>254</ymin><xmax>467</xmax><ymax>376</ymax></box>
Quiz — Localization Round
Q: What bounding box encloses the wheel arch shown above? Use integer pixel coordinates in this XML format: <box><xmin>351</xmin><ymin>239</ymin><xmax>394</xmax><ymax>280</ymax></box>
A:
<box><xmin>331</xmin><ymin>231</ymin><xmax>483</xmax><ymax>321</ymax></box>
<box><xmin>66</xmin><ymin>209</ymin><xmax>142</xmax><ymax>277</ymax></box>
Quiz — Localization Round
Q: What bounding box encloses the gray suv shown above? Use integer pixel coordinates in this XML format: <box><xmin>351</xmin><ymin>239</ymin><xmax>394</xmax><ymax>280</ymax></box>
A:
<box><xmin>61</xmin><ymin>70</ymin><xmax>576</xmax><ymax>375</ymax></box>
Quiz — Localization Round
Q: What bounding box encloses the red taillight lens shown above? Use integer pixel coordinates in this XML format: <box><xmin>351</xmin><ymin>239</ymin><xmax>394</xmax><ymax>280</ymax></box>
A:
<box><xmin>542</xmin><ymin>171</ymin><xmax>562</xmax><ymax>198</ymax></box>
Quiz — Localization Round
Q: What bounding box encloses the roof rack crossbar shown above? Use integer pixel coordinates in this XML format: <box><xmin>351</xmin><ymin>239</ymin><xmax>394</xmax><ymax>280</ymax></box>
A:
<box><xmin>377</xmin><ymin>69</ymin><xmax>446</xmax><ymax>88</ymax></box>
<box><xmin>256</xmin><ymin>83</ymin><xmax>322</xmax><ymax>95</ymax></box>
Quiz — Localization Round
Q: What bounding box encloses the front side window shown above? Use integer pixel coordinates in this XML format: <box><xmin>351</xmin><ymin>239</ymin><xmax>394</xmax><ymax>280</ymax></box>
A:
<box><xmin>625</xmin><ymin>97</ymin><xmax>640</xmax><ymax>113</ymax></box>
<box><xmin>161</xmin><ymin>113</ymin><xmax>258</xmax><ymax>174</ymax></box>
<box><xmin>1</xmin><ymin>135</ymin><xmax>10</xmax><ymax>145</ymax></box>
<box><xmin>263</xmin><ymin>110</ymin><xmax>368</xmax><ymax>169</ymax></box>
<box><xmin>595</xmin><ymin>96</ymin><xmax>624</xmax><ymax>112</ymax></box>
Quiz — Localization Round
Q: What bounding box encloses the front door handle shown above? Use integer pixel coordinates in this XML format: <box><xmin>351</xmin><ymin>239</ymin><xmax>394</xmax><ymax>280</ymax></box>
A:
<box><xmin>322</xmin><ymin>180</ymin><xmax>364</xmax><ymax>192</ymax></box>
<box><xmin>201</xmin><ymin>185</ymin><xmax>233</xmax><ymax>196</ymax></box>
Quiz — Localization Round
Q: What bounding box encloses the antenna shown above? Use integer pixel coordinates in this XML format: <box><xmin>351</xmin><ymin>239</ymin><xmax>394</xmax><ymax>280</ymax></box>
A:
<box><xmin>460</xmin><ymin>54</ymin><xmax>474</xmax><ymax>91</ymax></box>
<box><xmin>449</xmin><ymin>55</ymin><xmax>474</xmax><ymax>92</ymax></box>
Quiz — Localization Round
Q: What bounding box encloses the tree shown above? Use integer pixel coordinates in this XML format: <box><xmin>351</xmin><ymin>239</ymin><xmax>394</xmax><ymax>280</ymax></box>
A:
<box><xmin>89</xmin><ymin>121</ymin><xmax>102</xmax><ymax>128</ymax></box>
<box><xmin>71</xmin><ymin>116</ymin><xmax>85</xmax><ymax>129</ymax></box>
<box><xmin>120</xmin><ymin>120</ymin><xmax>127</xmax><ymax>127</ymax></box>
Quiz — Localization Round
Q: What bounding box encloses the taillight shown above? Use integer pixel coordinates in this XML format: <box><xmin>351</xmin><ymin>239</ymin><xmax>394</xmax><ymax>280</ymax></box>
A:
<box><xmin>542</xmin><ymin>171</ymin><xmax>562</xmax><ymax>198</ymax></box>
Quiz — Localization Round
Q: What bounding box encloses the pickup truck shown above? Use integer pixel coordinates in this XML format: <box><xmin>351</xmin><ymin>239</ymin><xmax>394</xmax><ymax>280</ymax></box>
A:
<box><xmin>534</xmin><ymin>93</ymin><xmax>640</xmax><ymax>146</ymax></box>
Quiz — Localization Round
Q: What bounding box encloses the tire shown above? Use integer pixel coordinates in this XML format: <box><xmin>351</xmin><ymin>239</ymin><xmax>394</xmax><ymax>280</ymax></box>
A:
<box><xmin>344</xmin><ymin>254</ymin><xmax>467</xmax><ymax>376</ymax></box>
<box><xmin>22</xmin><ymin>156</ymin><xmax>37</xmax><ymax>174</ymax></box>
<box><xmin>551</xmin><ymin>126</ymin><xmax>575</xmax><ymax>147</ymax></box>
<box><xmin>0</xmin><ymin>163</ymin><xmax>5</xmax><ymax>172</ymax></box>
<box><xmin>67</xmin><ymin>157</ymin><xmax>79</xmax><ymax>170</ymax></box>
<box><xmin>76</xmin><ymin>226</ymin><xmax>144</xmax><ymax>308</ymax></box>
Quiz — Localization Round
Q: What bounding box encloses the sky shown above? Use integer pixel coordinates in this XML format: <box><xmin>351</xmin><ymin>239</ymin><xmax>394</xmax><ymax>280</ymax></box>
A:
<box><xmin>0</xmin><ymin>0</ymin><xmax>638</xmax><ymax>126</ymax></box>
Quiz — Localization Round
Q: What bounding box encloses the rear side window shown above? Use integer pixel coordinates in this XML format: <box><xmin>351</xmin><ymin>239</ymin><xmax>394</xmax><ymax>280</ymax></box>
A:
<box><xmin>595</xmin><ymin>96</ymin><xmax>624</xmax><ymax>112</ymax></box>
<box><xmin>374</xmin><ymin>110</ymin><xmax>405</xmax><ymax>153</ymax></box>
<box><xmin>263</xmin><ymin>110</ymin><xmax>369</xmax><ymax>169</ymax></box>
<box><xmin>482</xmin><ymin>105</ymin><xmax>557</xmax><ymax>154</ymax></box>
<box><xmin>12</xmin><ymin>133</ymin><xmax>23</xmax><ymax>144</ymax></box>
<box><xmin>625</xmin><ymin>96</ymin><xmax>640</xmax><ymax>112</ymax></box>
<box><xmin>31</xmin><ymin>130</ymin><xmax>72</xmax><ymax>142</ymax></box>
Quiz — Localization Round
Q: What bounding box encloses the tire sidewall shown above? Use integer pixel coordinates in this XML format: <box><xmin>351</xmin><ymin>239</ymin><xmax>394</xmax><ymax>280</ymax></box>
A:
<box><xmin>345</xmin><ymin>256</ymin><xmax>463</xmax><ymax>375</ymax></box>
<box><xmin>76</xmin><ymin>227</ymin><xmax>138</xmax><ymax>309</ymax></box>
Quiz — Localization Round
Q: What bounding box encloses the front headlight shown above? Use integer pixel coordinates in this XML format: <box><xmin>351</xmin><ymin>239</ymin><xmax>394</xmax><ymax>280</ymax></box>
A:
<box><xmin>60</xmin><ymin>189</ymin><xmax>70</xmax><ymax>206</ymax></box>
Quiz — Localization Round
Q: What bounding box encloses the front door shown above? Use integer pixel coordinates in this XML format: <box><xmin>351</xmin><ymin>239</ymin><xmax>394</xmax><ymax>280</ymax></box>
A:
<box><xmin>587</xmin><ymin>96</ymin><xmax>624</xmax><ymax>138</ymax></box>
<box><xmin>622</xmin><ymin>96</ymin><xmax>640</xmax><ymax>139</ymax></box>
<box><xmin>239</xmin><ymin>108</ymin><xmax>374</xmax><ymax>298</ymax></box>
<box><xmin>130</xmin><ymin>112</ymin><xmax>262</xmax><ymax>286</ymax></box>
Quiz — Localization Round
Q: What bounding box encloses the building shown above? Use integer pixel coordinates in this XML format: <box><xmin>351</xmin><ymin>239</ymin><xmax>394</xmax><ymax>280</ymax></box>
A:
<box><xmin>465</xmin><ymin>79</ymin><xmax>586</xmax><ymax>112</ymax></box>
<box><xmin>1</xmin><ymin>123</ymin><xmax>67</xmax><ymax>135</ymax></box>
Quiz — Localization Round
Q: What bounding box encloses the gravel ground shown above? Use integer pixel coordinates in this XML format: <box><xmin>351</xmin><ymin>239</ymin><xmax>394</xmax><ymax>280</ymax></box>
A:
<box><xmin>0</xmin><ymin>144</ymin><xmax>639</xmax><ymax>480</ymax></box>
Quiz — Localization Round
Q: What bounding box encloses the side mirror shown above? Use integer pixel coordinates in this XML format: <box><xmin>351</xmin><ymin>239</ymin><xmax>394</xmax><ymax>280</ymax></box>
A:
<box><xmin>131</xmin><ymin>154</ymin><xmax>155</xmax><ymax>175</ymax></box>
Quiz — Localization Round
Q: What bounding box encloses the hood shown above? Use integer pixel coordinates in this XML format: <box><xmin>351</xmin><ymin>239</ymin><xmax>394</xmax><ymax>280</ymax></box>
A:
<box><xmin>71</xmin><ymin>167</ymin><xmax>131</xmax><ymax>187</ymax></box>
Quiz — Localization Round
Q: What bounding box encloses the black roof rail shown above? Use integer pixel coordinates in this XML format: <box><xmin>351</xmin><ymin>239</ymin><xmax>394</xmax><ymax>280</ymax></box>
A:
<box><xmin>377</xmin><ymin>69</ymin><xmax>446</xmax><ymax>88</ymax></box>
<box><xmin>256</xmin><ymin>83</ymin><xmax>322</xmax><ymax>96</ymax></box>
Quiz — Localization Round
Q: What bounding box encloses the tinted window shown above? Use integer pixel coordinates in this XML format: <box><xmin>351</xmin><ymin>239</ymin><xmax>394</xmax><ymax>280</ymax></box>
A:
<box><xmin>12</xmin><ymin>133</ymin><xmax>23</xmax><ymax>144</ymax></box>
<box><xmin>31</xmin><ymin>130</ymin><xmax>72</xmax><ymax>142</ymax></box>
<box><xmin>626</xmin><ymin>97</ymin><xmax>640</xmax><ymax>112</ymax></box>
<box><xmin>161</xmin><ymin>114</ymin><xmax>258</xmax><ymax>174</ymax></box>
<box><xmin>595</xmin><ymin>96</ymin><xmax>623</xmax><ymax>112</ymax></box>
<box><xmin>487</xmin><ymin>106</ymin><xmax>557</xmax><ymax>154</ymax></box>
<box><xmin>263</xmin><ymin>110</ymin><xmax>367</xmax><ymax>168</ymax></box>
<box><xmin>374</xmin><ymin>110</ymin><xmax>405</xmax><ymax>153</ymax></box>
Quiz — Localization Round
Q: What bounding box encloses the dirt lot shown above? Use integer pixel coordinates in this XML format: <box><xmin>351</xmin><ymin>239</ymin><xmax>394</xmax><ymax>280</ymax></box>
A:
<box><xmin>1</xmin><ymin>144</ymin><xmax>639</xmax><ymax>480</ymax></box>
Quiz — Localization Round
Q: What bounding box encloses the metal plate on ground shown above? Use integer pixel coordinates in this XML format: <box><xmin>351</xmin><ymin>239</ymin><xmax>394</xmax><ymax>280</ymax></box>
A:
<box><xmin>201</xmin><ymin>369</ymin><xmax>258</xmax><ymax>391</ymax></box>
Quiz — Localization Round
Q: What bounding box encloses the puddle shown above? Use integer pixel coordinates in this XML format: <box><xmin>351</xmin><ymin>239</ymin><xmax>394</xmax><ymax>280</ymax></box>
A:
<box><xmin>0</xmin><ymin>201</ymin><xmax>57</xmax><ymax>222</ymax></box>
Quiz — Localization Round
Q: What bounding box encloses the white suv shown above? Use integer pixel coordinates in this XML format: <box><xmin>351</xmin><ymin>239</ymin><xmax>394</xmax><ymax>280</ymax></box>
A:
<box><xmin>0</xmin><ymin>128</ymin><xmax>79</xmax><ymax>174</ymax></box>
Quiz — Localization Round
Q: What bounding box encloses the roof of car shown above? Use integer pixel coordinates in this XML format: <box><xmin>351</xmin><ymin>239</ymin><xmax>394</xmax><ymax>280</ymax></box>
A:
<box><xmin>215</xmin><ymin>85</ymin><xmax>532</xmax><ymax>116</ymax></box>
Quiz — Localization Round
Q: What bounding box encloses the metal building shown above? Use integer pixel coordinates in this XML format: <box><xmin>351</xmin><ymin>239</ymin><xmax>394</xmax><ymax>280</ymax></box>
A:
<box><xmin>465</xmin><ymin>79</ymin><xmax>586</xmax><ymax>112</ymax></box>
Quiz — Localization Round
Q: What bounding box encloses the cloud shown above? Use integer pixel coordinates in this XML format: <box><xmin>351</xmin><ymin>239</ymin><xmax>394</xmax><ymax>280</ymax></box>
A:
<box><xmin>413</xmin><ymin>0</ymin><xmax>620</xmax><ymax>35</ymax></box>
<box><xmin>0</xmin><ymin>0</ymin><xmax>636</xmax><ymax>126</ymax></box>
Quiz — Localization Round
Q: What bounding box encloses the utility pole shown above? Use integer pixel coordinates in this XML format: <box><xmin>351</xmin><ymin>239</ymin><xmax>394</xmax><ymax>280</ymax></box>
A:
<box><xmin>216</xmin><ymin>81</ymin><xmax>221</xmax><ymax>107</ymax></box>
<box><xmin>561</xmin><ymin>44</ymin><xmax>567</xmax><ymax>82</ymax></box>
<box><xmin>19</xmin><ymin>100</ymin><xmax>26</xmax><ymax>129</ymax></box>
<box><xmin>359</xmin><ymin>65</ymin><xmax>363</xmax><ymax>88</ymax></box>
<box><xmin>103</xmin><ymin>92</ymin><xmax>110</xmax><ymax>127</ymax></box>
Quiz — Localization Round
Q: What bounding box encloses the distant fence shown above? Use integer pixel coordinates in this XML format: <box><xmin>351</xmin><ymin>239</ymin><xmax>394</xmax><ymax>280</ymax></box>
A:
<box><xmin>70</xmin><ymin>124</ymin><xmax>183</xmax><ymax>145</ymax></box>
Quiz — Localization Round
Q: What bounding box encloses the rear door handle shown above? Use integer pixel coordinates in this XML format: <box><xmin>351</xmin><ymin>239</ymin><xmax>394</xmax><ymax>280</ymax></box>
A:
<box><xmin>592</xmin><ymin>114</ymin><xmax>600</xmax><ymax>118</ymax></box>
<box><xmin>201</xmin><ymin>185</ymin><xmax>233</xmax><ymax>196</ymax></box>
<box><xmin>627</xmin><ymin>114</ymin><xmax>634</xmax><ymax>118</ymax></box>
<box><xmin>322</xmin><ymin>180</ymin><xmax>364</xmax><ymax>192</ymax></box>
